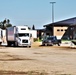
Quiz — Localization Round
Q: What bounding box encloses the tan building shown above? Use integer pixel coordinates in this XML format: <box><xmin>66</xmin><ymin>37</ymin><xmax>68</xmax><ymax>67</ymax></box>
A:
<box><xmin>54</xmin><ymin>26</ymin><xmax>68</xmax><ymax>39</ymax></box>
<box><xmin>44</xmin><ymin>17</ymin><xmax>76</xmax><ymax>40</ymax></box>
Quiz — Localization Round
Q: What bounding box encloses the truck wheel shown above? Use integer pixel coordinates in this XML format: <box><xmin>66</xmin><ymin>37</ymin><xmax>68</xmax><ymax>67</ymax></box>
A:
<box><xmin>27</xmin><ymin>46</ymin><xmax>31</xmax><ymax>48</ymax></box>
<box><xmin>29</xmin><ymin>46</ymin><xmax>31</xmax><ymax>48</ymax></box>
<box><xmin>45</xmin><ymin>43</ymin><xmax>47</xmax><ymax>46</ymax></box>
<box><xmin>7</xmin><ymin>41</ymin><xmax>11</xmax><ymax>47</ymax></box>
<box><xmin>15</xmin><ymin>42</ymin><xmax>18</xmax><ymax>47</ymax></box>
<box><xmin>0</xmin><ymin>42</ymin><xmax>2</xmax><ymax>45</ymax></box>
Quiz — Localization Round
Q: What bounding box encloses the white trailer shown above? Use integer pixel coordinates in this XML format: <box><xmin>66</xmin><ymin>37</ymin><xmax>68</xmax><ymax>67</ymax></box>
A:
<box><xmin>6</xmin><ymin>26</ymin><xmax>32</xmax><ymax>47</ymax></box>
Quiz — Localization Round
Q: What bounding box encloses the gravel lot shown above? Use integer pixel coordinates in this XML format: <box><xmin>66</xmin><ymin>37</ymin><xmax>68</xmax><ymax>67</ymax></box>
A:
<box><xmin>0</xmin><ymin>42</ymin><xmax>76</xmax><ymax>75</ymax></box>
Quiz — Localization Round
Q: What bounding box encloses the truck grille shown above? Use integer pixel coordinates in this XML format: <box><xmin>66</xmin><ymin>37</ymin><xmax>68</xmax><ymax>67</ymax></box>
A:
<box><xmin>22</xmin><ymin>40</ymin><xmax>28</xmax><ymax>43</ymax></box>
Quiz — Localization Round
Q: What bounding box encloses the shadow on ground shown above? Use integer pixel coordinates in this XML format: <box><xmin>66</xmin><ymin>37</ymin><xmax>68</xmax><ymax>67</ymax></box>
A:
<box><xmin>0</xmin><ymin>70</ymin><xmax>48</xmax><ymax>75</ymax></box>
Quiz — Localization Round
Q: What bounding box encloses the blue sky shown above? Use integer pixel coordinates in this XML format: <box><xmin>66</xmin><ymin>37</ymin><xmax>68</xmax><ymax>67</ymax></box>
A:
<box><xmin>0</xmin><ymin>0</ymin><xmax>76</xmax><ymax>29</ymax></box>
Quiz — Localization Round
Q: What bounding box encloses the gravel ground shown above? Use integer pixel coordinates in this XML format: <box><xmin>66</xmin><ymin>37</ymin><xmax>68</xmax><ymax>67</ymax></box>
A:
<box><xmin>0</xmin><ymin>42</ymin><xmax>76</xmax><ymax>75</ymax></box>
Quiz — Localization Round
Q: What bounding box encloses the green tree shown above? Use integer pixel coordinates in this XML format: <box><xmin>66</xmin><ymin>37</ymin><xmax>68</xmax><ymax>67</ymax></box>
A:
<box><xmin>6</xmin><ymin>24</ymin><xmax>12</xmax><ymax>27</ymax></box>
<box><xmin>2</xmin><ymin>19</ymin><xmax>7</xmax><ymax>29</ymax></box>
<box><xmin>0</xmin><ymin>21</ymin><xmax>3</xmax><ymax>28</ymax></box>
<box><xmin>1</xmin><ymin>19</ymin><xmax>12</xmax><ymax>29</ymax></box>
<box><xmin>7</xmin><ymin>19</ymin><xmax>10</xmax><ymax>24</ymax></box>
<box><xmin>32</xmin><ymin>24</ymin><xmax>35</xmax><ymax>30</ymax></box>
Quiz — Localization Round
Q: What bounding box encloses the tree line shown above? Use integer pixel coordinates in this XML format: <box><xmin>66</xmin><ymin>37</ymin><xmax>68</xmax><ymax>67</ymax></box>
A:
<box><xmin>0</xmin><ymin>19</ymin><xmax>12</xmax><ymax>29</ymax></box>
<box><xmin>0</xmin><ymin>19</ymin><xmax>36</xmax><ymax>30</ymax></box>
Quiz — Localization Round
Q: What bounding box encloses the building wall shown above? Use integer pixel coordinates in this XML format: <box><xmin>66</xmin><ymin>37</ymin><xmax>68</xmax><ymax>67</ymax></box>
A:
<box><xmin>71</xmin><ymin>26</ymin><xmax>76</xmax><ymax>39</ymax></box>
<box><xmin>54</xmin><ymin>26</ymin><xmax>68</xmax><ymax>39</ymax></box>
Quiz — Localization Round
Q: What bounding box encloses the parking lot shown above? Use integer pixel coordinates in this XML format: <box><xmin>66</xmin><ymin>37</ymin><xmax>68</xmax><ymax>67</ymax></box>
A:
<box><xmin>0</xmin><ymin>42</ymin><xmax>76</xmax><ymax>75</ymax></box>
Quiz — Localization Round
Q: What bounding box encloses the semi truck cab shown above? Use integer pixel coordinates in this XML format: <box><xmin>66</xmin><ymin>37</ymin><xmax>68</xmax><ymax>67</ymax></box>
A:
<box><xmin>6</xmin><ymin>26</ymin><xmax>32</xmax><ymax>47</ymax></box>
<box><xmin>15</xmin><ymin>33</ymin><xmax>32</xmax><ymax>47</ymax></box>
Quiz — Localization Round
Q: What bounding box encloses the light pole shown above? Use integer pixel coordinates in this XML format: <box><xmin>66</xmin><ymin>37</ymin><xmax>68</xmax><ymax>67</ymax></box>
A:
<box><xmin>50</xmin><ymin>2</ymin><xmax>56</xmax><ymax>35</ymax></box>
<box><xmin>50</xmin><ymin>2</ymin><xmax>56</xmax><ymax>23</ymax></box>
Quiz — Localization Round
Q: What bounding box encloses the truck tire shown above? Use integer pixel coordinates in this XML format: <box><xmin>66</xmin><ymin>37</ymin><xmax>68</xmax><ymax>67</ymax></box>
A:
<box><xmin>0</xmin><ymin>42</ymin><xmax>2</xmax><ymax>45</ymax></box>
<box><xmin>14</xmin><ymin>42</ymin><xmax>18</xmax><ymax>47</ymax></box>
<box><xmin>7</xmin><ymin>41</ymin><xmax>11</xmax><ymax>47</ymax></box>
<box><xmin>27</xmin><ymin>46</ymin><xmax>31</xmax><ymax>48</ymax></box>
<box><xmin>29</xmin><ymin>46</ymin><xmax>31</xmax><ymax>48</ymax></box>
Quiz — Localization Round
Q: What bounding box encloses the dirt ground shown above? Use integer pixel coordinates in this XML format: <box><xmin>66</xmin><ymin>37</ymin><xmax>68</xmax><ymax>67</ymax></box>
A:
<box><xmin>0</xmin><ymin>42</ymin><xmax>76</xmax><ymax>75</ymax></box>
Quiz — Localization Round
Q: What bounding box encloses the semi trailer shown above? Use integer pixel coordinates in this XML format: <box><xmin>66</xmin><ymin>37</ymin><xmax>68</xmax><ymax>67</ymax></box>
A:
<box><xmin>6</xmin><ymin>26</ymin><xmax>33</xmax><ymax>47</ymax></box>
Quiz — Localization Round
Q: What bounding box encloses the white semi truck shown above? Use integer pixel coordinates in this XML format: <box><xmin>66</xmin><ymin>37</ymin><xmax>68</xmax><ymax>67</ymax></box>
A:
<box><xmin>6</xmin><ymin>26</ymin><xmax>33</xmax><ymax>47</ymax></box>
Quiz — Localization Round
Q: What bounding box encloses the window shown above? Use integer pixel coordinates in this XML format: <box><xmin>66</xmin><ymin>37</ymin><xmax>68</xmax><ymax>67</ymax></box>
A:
<box><xmin>21</xmin><ymin>28</ymin><xmax>26</xmax><ymax>30</ymax></box>
<box><xmin>61</xmin><ymin>29</ymin><xmax>63</xmax><ymax>31</ymax></box>
<box><xmin>18</xmin><ymin>33</ymin><xmax>29</xmax><ymax>37</ymax></box>
<box><xmin>57</xmin><ymin>29</ymin><xmax>60</xmax><ymax>31</ymax></box>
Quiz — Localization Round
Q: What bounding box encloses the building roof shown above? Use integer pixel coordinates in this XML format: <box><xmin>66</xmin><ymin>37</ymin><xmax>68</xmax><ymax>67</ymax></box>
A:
<box><xmin>36</xmin><ymin>28</ymin><xmax>45</xmax><ymax>31</ymax></box>
<box><xmin>44</xmin><ymin>17</ymin><xmax>76</xmax><ymax>27</ymax></box>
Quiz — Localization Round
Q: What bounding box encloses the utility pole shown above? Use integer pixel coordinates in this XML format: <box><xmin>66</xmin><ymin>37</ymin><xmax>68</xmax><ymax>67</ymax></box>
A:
<box><xmin>50</xmin><ymin>2</ymin><xmax>56</xmax><ymax>35</ymax></box>
<box><xmin>50</xmin><ymin>2</ymin><xmax>56</xmax><ymax>23</ymax></box>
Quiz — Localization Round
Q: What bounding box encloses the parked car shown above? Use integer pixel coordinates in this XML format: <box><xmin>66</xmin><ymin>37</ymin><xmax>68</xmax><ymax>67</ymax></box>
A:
<box><xmin>42</xmin><ymin>36</ymin><xmax>60</xmax><ymax>46</ymax></box>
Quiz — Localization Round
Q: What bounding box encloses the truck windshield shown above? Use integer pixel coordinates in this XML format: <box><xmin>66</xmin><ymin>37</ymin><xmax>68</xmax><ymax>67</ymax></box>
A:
<box><xmin>18</xmin><ymin>33</ymin><xmax>29</xmax><ymax>37</ymax></box>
